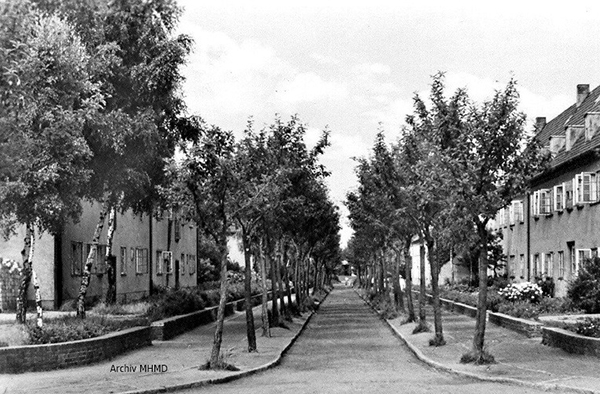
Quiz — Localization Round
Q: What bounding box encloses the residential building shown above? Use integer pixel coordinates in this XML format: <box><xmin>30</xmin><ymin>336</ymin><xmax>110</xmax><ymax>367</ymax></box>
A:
<box><xmin>0</xmin><ymin>203</ymin><xmax>198</xmax><ymax>310</ymax></box>
<box><xmin>494</xmin><ymin>84</ymin><xmax>600</xmax><ymax>297</ymax></box>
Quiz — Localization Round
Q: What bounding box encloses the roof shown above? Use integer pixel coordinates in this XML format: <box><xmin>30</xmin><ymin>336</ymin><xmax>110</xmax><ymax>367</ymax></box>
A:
<box><xmin>535</xmin><ymin>84</ymin><xmax>600</xmax><ymax>170</ymax></box>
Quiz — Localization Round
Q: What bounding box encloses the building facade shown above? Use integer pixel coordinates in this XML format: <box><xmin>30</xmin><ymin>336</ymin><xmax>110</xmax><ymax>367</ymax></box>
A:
<box><xmin>0</xmin><ymin>203</ymin><xmax>198</xmax><ymax>310</ymax></box>
<box><xmin>494</xmin><ymin>84</ymin><xmax>600</xmax><ymax>297</ymax></box>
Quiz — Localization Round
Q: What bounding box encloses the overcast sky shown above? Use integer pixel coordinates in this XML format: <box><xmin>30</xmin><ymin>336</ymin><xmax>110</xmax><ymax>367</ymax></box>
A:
<box><xmin>176</xmin><ymin>0</ymin><xmax>600</xmax><ymax>248</ymax></box>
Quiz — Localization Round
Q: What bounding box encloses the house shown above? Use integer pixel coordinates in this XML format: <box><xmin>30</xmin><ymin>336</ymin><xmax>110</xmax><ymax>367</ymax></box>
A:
<box><xmin>495</xmin><ymin>83</ymin><xmax>600</xmax><ymax>297</ymax></box>
<box><xmin>0</xmin><ymin>202</ymin><xmax>198</xmax><ymax>310</ymax></box>
<box><xmin>408</xmin><ymin>236</ymin><xmax>471</xmax><ymax>287</ymax></box>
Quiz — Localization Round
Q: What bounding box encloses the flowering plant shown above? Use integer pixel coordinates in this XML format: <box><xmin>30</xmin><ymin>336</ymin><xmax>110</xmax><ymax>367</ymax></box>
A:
<box><xmin>0</xmin><ymin>258</ymin><xmax>21</xmax><ymax>274</ymax></box>
<box><xmin>498</xmin><ymin>282</ymin><xmax>543</xmax><ymax>303</ymax></box>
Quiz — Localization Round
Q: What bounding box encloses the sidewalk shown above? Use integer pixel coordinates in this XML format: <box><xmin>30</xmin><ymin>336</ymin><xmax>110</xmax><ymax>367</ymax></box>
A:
<box><xmin>0</xmin><ymin>298</ymin><xmax>316</xmax><ymax>394</ymax></box>
<box><xmin>377</xmin><ymin>295</ymin><xmax>600</xmax><ymax>394</ymax></box>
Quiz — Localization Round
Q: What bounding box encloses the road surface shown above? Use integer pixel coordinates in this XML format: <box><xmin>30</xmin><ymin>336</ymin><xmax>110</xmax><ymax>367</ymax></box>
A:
<box><xmin>179</xmin><ymin>286</ymin><xmax>549</xmax><ymax>393</ymax></box>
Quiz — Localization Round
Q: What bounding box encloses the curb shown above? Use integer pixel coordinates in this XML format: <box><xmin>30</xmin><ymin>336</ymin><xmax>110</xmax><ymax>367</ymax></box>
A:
<box><xmin>354</xmin><ymin>290</ymin><xmax>599</xmax><ymax>394</ymax></box>
<box><xmin>120</xmin><ymin>290</ymin><xmax>330</xmax><ymax>394</ymax></box>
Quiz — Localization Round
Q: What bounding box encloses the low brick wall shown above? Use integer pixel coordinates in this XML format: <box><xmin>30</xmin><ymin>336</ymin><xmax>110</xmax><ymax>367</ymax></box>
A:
<box><xmin>489</xmin><ymin>312</ymin><xmax>543</xmax><ymax>338</ymax></box>
<box><xmin>414</xmin><ymin>291</ymin><xmax>479</xmax><ymax>319</ymax></box>
<box><xmin>415</xmin><ymin>291</ymin><xmax>541</xmax><ymax>336</ymax></box>
<box><xmin>0</xmin><ymin>326</ymin><xmax>152</xmax><ymax>373</ymax></box>
<box><xmin>542</xmin><ymin>326</ymin><xmax>600</xmax><ymax>357</ymax></box>
<box><xmin>151</xmin><ymin>292</ymin><xmax>269</xmax><ymax>341</ymax></box>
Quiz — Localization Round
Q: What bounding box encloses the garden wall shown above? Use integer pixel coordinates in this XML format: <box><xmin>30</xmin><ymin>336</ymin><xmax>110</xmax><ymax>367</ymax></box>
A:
<box><xmin>151</xmin><ymin>292</ymin><xmax>271</xmax><ymax>340</ymax></box>
<box><xmin>415</xmin><ymin>291</ymin><xmax>542</xmax><ymax>337</ymax></box>
<box><xmin>542</xmin><ymin>326</ymin><xmax>600</xmax><ymax>357</ymax></box>
<box><xmin>488</xmin><ymin>312</ymin><xmax>543</xmax><ymax>338</ymax></box>
<box><xmin>0</xmin><ymin>326</ymin><xmax>152</xmax><ymax>373</ymax></box>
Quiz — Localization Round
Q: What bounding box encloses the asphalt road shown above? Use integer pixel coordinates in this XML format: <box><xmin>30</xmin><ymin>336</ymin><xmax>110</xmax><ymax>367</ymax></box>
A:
<box><xmin>178</xmin><ymin>286</ymin><xmax>549</xmax><ymax>394</ymax></box>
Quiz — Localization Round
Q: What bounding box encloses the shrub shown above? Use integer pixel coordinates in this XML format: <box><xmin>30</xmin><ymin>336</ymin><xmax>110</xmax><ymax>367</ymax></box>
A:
<box><xmin>568</xmin><ymin>257</ymin><xmax>600</xmax><ymax>314</ymax></box>
<box><xmin>147</xmin><ymin>288</ymin><xmax>206</xmax><ymax>322</ymax></box>
<box><xmin>570</xmin><ymin>318</ymin><xmax>600</xmax><ymax>338</ymax></box>
<box><xmin>92</xmin><ymin>301</ymin><xmax>150</xmax><ymax>316</ymax></box>
<box><xmin>25</xmin><ymin>315</ymin><xmax>138</xmax><ymax>345</ymax></box>
<box><xmin>498</xmin><ymin>282</ymin><xmax>543</xmax><ymax>303</ymax></box>
<box><xmin>497</xmin><ymin>301</ymin><xmax>541</xmax><ymax>319</ymax></box>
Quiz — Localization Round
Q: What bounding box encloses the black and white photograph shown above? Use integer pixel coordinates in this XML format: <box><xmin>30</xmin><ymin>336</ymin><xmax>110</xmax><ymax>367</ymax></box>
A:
<box><xmin>1</xmin><ymin>1</ymin><xmax>600</xmax><ymax>393</ymax></box>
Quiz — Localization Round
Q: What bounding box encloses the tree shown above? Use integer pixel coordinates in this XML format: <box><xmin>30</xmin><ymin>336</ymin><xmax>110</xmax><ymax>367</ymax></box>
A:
<box><xmin>163</xmin><ymin>119</ymin><xmax>236</xmax><ymax>369</ymax></box>
<box><xmin>31</xmin><ymin>0</ymin><xmax>192</xmax><ymax>314</ymax></box>
<box><xmin>445</xmin><ymin>77</ymin><xmax>548</xmax><ymax>363</ymax></box>
<box><xmin>231</xmin><ymin>118</ymin><xmax>285</xmax><ymax>350</ymax></box>
<box><xmin>0</xmin><ymin>3</ymin><xmax>100</xmax><ymax>325</ymax></box>
<box><xmin>402</xmin><ymin>74</ymin><xmax>477</xmax><ymax>345</ymax></box>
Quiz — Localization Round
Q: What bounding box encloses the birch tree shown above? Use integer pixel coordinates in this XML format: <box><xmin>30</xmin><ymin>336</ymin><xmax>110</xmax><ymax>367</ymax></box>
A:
<box><xmin>0</xmin><ymin>4</ymin><xmax>98</xmax><ymax>324</ymax></box>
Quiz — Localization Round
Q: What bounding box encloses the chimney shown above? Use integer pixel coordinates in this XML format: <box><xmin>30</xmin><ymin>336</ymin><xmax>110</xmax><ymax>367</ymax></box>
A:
<box><xmin>535</xmin><ymin>117</ymin><xmax>546</xmax><ymax>132</ymax></box>
<box><xmin>577</xmin><ymin>84</ymin><xmax>590</xmax><ymax>107</ymax></box>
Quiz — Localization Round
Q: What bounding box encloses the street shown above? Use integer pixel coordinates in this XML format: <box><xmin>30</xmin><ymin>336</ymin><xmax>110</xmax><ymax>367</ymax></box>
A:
<box><xmin>180</xmin><ymin>287</ymin><xmax>549</xmax><ymax>394</ymax></box>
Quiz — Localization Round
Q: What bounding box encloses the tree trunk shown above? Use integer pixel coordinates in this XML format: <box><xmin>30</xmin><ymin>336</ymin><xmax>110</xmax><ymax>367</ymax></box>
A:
<box><xmin>242</xmin><ymin>229</ymin><xmax>256</xmax><ymax>352</ymax></box>
<box><xmin>378</xmin><ymin>252</ymin><xmax>385</xmax><ymax>298</ymax></box>
<box><xmin>32</xmin><ymin>269</ymin><xmax>43</xmax><ymax>328</ymax></box>
<box><xmin>283</xmin><ymin>247</ymin><xmax>294</xmax><ymax>315</ymax></box>
<box><xmin>428</xmin><ymin>238</ymin><xmax>445</xmax><ymax>346</ymax></box>
<box><xmin>392</xmin><ymin>248</ymin><xmax>404</xmax><ymax>313</ymax></box>
<box><xmin>472</xmin><ymin>221</ymin><xmax>490</xmax><ymax>357</ymax></box>
<box><xmin>105</xmin><ymin>207</ymin><xmax>117</xmax><ymax>304</ymax></box>
<box><xmin>77</xmin><ymin>199</ymin><xmax>109</xmax><ymax>318</ymax></box>
<box><xmin>258</xmin><ymin>243</ymin><xmax>270</xmax><ymax>337</ymax></box>
<box><xmin>267</xmin><ymin>245</ymin><xmax>280</xmax><ymax>326</ymax></box>
<box><xmin>16</xmin><ymin>222</ymin><xmax>34</xmax><ymax>324</ymax></box>
<box><xmin>209</xmin><ymin>235</ymin><xmax>229</xmax><ymax>368</ymax></box>
<box><xmin>304</xmin><ymin>256</ymin><xmax>310</xmax><ymax>300</ymax></box>
<box><xmin>404</xmin><ymin>238</ymin><xmax>416</xmax><ymax>322</ymax></box>
<box><xmin>415</xmin><ymin>241</ymin><xmax>428</xmax><ymax>331</ymax></box>
<box><xmin>293</xmin><ymin>249</ymin><xmax>302</xmax><ymax>311</ymax></box>
<box><xmin>275</xmin><ymin>240</ymin><xmax>287</xmax><ymax>321</ymax></box>
<box><xmin>312</xmin><ymin>259</ymin><xmax>319</xmax><ymax>295</ymax></box>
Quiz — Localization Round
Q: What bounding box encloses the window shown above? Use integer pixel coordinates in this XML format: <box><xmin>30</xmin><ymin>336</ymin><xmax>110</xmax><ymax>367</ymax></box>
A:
<box><xmin>180</xmin><ymin>253</ymin><xmax>186</xmax><ymax>275</ymax></box>
<box><xmin>575</xmin><ymin>173</ymin><xmax>598</xmax><ymax>204</ymax></box>
<box><xmin>497</xmin><ymin>208</ymin><xmax>505</xmax><ymax>226</ymax></box>
<box><xmin>174</xmin><ymin>219</ymin><xmax>181</xmax><ymax>242</ymax></box>
<box><xmin>532</xmin><ymin>190</ymin><xmax>552</xmax><ymax>215</ymax></box>
<box><xmin>163</xmin><ymin>251</ymin><xmax>173</xmax><ymax>274</ymax></box>
<box><xmin>545</xmin><ymin>252</ymin><xmax>553</xmax><ymax>276</ymax></box>
<box><xmin>576</xmin><ymin>249</ymin><xmax>592</xmax><ymax>276</ymax></box>
<box><xmin>188</xmin><ymin>254</ymin><xmax>196</xmax><ymax>275</ymax></box>
<box><xmin>534</xmin><ymin>254</ymin><xmax>540</xmax><ymax>277</ymax></box>
<box><xmin>519</xmin><ymin>254</ymin><xmax>525</xmax><ymax>278</ymax></box>
<box><xmin>509</xmin><ymin>255</ymin><xmax>515</xmax><ymax>277</ymax></box>
<box><xmin>71</xmin><ymin>242</ymin><xmax>83</xmax><ymax>276</ymax></box>
<box><xmin>156</xmin><ymin>251</ymin><xmax>163</xmax><ymax>275</ymax></box>
<box><xmin>136</xmin><ymin>248</ymin><xmax>148</xmax><ymax>274</ymax></box>
<box><xmin>554</xmin><ymin>184</ymin><xmax>564</xmax><ymax>211</ymax></box>
<box><xmin>568</xmin><ymin>243</ymin><xmax>576</xmax><ymax>275</ymax></box>
<box><xmin>510</xmin><ymin>201</ymin><xmax>523</xmax><ymax>224</ymax></box>
<box><xmin>565</xmin><ymin>180</ymin><xmax>574</xmax><ymax>208</ymax></box>
<box><xmin>120</xmin><ymin>247</ymin><xmax>127</xmax><ymax>276</ymax></box>
<box><xmin>558</xmin><ymin>251</ymin><xmax>565</xmax><ymax>278</ymax></box>
<box><xmin>86</xmin><ymin>244</ymin><xmax>107</xmax><ymax>274</ymax></box>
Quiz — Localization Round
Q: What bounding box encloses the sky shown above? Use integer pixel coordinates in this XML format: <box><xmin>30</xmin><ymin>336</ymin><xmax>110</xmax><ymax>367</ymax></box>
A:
<box><xmin>176</xmin><ymin>0</ymin><xmax>600</xmax><ymax>249</ymax></box>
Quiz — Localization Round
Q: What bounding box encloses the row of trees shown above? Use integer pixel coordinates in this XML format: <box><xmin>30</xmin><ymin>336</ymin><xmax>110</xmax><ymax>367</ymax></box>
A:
<box><xmin>345</xmin><ymin>73</ymin><xmax>548</xmax><ymax>363</ymax></box>
<box><xmin>0</xmin><ymin>0</ymin><xmax>341</xmax><ymax>368</ymax></box>
<box><xmin>163</xmin><ymin>115</ymin><xmax>341</xmax><ymax>367</ymax></box>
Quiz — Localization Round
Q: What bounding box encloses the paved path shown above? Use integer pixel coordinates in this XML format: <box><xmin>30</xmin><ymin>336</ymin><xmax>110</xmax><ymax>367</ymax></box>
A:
<box><xmin>1</xmin><ymin>298</ymin><xmax>308</xmax><ymax>394</ymax></box>
<box><xmin>180</xmin><ymin>286</ymin><xmax>549</xmax><ymax>393</ymax></box>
